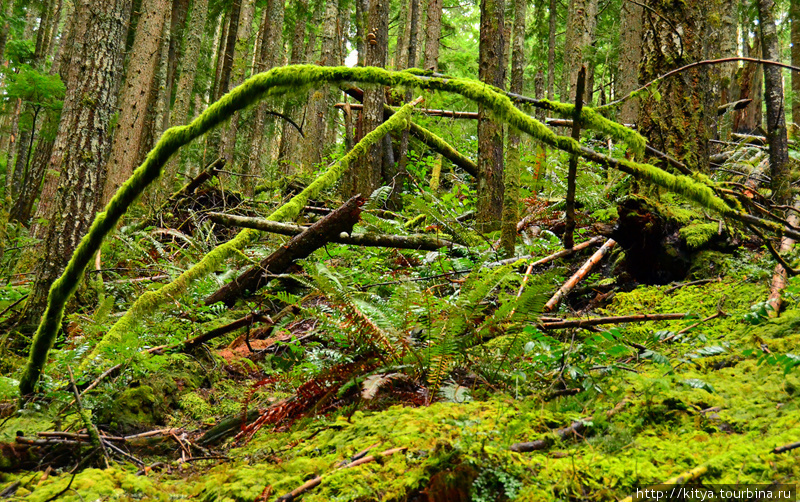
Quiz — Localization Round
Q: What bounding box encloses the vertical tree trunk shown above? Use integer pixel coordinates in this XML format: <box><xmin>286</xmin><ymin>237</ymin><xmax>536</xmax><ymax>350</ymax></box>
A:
<box><xmin>757</xmin><ymin>0</ymin><xmax>791</xmax><ymax>205</ymax></box>
<box><xmin>162</xmin><ymin>0</ymin><xmax>191</xmax><ymax>130</ymax></box>
<box><xmin>394</xmin><ymin>0</ymin><xmax>410</xmax><ymax>69</ymax></box>
<box><xmin>22</xmin><ymin>0</ymin><xmax>132</xmax><ymax>331</ymax></box>
<box><xmin>477</xmin><ymin>0</ymin><xmax>505</xmax><ymax>232</ymax></box>
<box><xmin>244</xmin><ymin>0</ymin><xmax>284</xmax><ymax>184</ymax></box>
<box><xmin>423</xmin><ymin>0</ymin><xmax>442</xmax><ymax>70</ymax></box>
<box><xmin>348</xmin><ymin>0</ymin><xmax>390</xmax><ymax>198</ymax></box>
<box><xmin>792</xmin><ymin>0</ymin><xmax>800</xmax><ymax>124</ymax></box>
<box><xmin>563</xmin><ymin>0</ymin><xmax>597</xmax><ymax>100</ymax></box>
<box><xmin>275</xmin><ymin>0</ymin><xmax>308</xmax><ymax>173</ymax></box>
<box><xmin>733</xmin><ymin>34</ymin><xmax>762</xmax><ymax>134</ymax></box>
<box><xmin>618</xmin><ymin>0</ymin><xmax>642</xmax><ymax>124</ymax></box>
<box><xmin>501</xmin><ymin>0</ymin><xmax>526</xmax><ymax>256</ymax></box>
<box><xmin>638</xmin><ymin>0</ymin><xmax>713</xmax><ymax>172</ymax></box>
<box><xmin>547</xmin><ymin>0</ymin><xmax>556</xmax><ymax>99</ymax></box>
<box><xmin>102</xmin><ymin>0</ymin><xmax>171</xmax><ymax>204</ymax></box>
<box><xmin>215</xmin><ymin>0</ymin><xmax>241</xmax><ymax>100</ymax></box>
<box><xmin>0</xmin><ymin>0</ymin><xmax>15</xmax><ymax>68</ymax></box>
<box><xmin>165</xmin><ymin>0</ymin><xmax>209</xmax><ymax>183</ymax></box>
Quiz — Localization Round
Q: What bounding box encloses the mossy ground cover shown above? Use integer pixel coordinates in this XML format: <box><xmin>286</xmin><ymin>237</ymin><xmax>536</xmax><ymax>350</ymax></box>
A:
<box><xmin>5</xmin><ymin>266</ymin><xmax>798</xmax><ymax>501</ymax></box>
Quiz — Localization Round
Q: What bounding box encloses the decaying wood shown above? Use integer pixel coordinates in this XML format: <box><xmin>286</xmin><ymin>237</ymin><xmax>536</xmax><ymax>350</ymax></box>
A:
<box><xmin>489</xmin><ymin>236</ymin><xmax>604</xmax><ymax>268</ymax></box>
<box><xmin>205</xmin><ymin>196</ymin><xmax>364</xmax><ymax>307</ymax></box>
<box><xmin>543</xmin><ymin>239</ymin><xmax>616</xmax><ymax>312</ymax></box>
<box><xmin>539</xmin><ymin>312</ymin><xmax>689</xmax><ymax>330</ymax></box>
<box><xmin>207</xmin><ymin>212</ymin><xmax>458</xmax><ymax>251</ymax></box>
<box><xmin>162</xmin><ymin>157</ymin><xmax>224</xmax><ymax>209</ymax></box>
<box><xmin>275</xmin><ymin>447</ymin><xmax>407</xmax><ymax>501</ymax></box>
<box><xmin>510</xmin><ymin>399</ymin><xmax>627</xmax><ymax>452</ymax></box>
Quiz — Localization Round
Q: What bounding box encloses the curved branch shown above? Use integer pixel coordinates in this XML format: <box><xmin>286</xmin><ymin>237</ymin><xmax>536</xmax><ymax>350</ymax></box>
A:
<box><xmin>264</xmin><ymin>109</ymin><xmax>304</xmax><ymax>137</ymax></box>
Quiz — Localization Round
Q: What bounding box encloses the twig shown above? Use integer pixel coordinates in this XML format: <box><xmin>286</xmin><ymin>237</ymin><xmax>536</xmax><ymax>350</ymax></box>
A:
<box><xmin>67</xmin><ymin>366</ymin><xmax>110</xmax><ymax>467</ymax></box>
<box><xmin>664</xmin><ymin>279</ymin><xmax>717</xmax><ymax>294</ymax></box>
<box><xmin>0</xmin><ymin>294</ymin><xmax>28</xmax><ymax>320</ymax></box>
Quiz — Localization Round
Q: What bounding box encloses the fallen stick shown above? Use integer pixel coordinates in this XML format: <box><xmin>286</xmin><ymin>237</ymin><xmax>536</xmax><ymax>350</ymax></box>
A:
<box><xmin>146</xmin><ymin>312</ymin><xmax>272</xmax><ymax>354</ymax></box>
<box><xmin>664</xmin><ymin>278</ymin><xmax>716</xmax><ymax>294</ymax></box>
<box><xmin>539</xmin><ymin>312</ymin><xmax>689</xmax><ymax>330</ymax></box>
<box><xmin>275</xmin><ymin>447</ymin><xmax>407</xmax><ymax>501</ymax></box>
<box><xmin>510</xmin><ymin>399</ymin><xmax>627</xmax><ymax>452</ymax></box>
<box><xmin>489</xmin><ymin>236</ymin><xmax>604</xmax><ymax>268</ymax></box>
<box><xmin>206</xmin><ymin>212</ymin><xmax>458</xmax><ymax>251</ymax></box>
<box><xmin>772</xmin><ymin>440</ymin><xmax>800</xmax><ymax>454</ymax></box>
<box><xmin>543</xmin><ymin>239</ymin><xmax>616</xmax><ymax>312</ymax></box>
<box><xmin>205</xmin><ymin>196</ymin><xmax>364</xmax><ymax>307</ymax></box>
<box><xmin>618</xmin><ymin>466</ymin><xmax>708</xmax><ymax>502</ymax></box>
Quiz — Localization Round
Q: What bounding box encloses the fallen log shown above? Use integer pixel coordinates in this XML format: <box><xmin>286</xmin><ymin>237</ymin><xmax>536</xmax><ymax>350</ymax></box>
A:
<box><xmin>204</xmin><ymin>196</ymin><xmax>364</xmax><ymax>307</ymax></box>
<box><xmin>510</xmin><ymin>399</ymin><xmax>627</xmax><ymax>452</ymax></box>
<box><xmin>543</xmin><ymin>239</ymin><xmax>616</xmax><ymax>312</ymax></box>
<box><xmin>206</xmin><ymin>212</ymin><xmax>458</xmax><ymax>251</ymax></box>
<box><xmin>539</xmin><ymin>312</ymin><xmax>689</xmax><ymax>330</ymax></box>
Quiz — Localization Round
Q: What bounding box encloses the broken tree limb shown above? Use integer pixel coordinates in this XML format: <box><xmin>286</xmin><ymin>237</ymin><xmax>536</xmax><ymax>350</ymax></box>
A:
<box><xmin>146</xmin><ymin>311</ymin><xmax>272</xmax><ymax>354</ymax></box>
<box><xmin>563</xmin><ymin>66</ymin><xmax>586</xmax><ymax>250</ymax></box>
<box><xmin>510</xmin><ymin>399</ymin><xmax>627</xmax><ymax>452</ymax></box>
<box><xmin>543</xmin><ymin>239</ymin><xmax>617</xmax><ymax>312</ymax></box>
<box><xmin>717</xmin><ymin>98</ymin><xmax>752</xmax><ymax>115</ymax></box>
<box><xmin>489</xmin><ymin>236</ymin><xmax>604</xmax><ymax>268</ymax></box>
<box><xmin>204</xmin><ymin>196</ymin><xmax>364</xmax><ymax>307</ymax></box>
<box><xmin>539</xmin><ymin>312</ymin><xmax>690</xmax><ymax>330</ymax></box>
<box><xmin>206</xmin><ymin>212</ymin><xmax>458</xmax><ymax>251</ymax></box>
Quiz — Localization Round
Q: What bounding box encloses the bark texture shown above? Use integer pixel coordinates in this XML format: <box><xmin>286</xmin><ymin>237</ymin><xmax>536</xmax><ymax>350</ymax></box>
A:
<box><xmin>793</xmin><ymin>0</ymin><xmax>800</xmax><ymax>123</ymax></box>
<box><xmin>477</xmin><ymin>0</ymin><xmax>505</xmax><ymax>232</ymax></box>
<box><xmin>757</xmin><ymin>0</ymin><xmax>791</xmax><ymax>205</ymax></box>
<box><xmin>618</xmin><ymin>0</ymin><xmax>642</xmax><ymax>124</ymax></box>
<box><xmin>102</xmin><ymin>0</ymin><xmax>171</xmax><ymax>203</ymax></box>
<box><xmin>563</xmin><ymin>0</ymin><xmax>597</xmax><ymax>99</ymax></box>
<box><xmin>423</xmin><ymin>0</ymin><xmax>443</xmax><ymax>70</ymax></box>
<box><xmin>22</xmin><ymin>0</ymin><xmax>132</xmax><ymax>329</ymax></box>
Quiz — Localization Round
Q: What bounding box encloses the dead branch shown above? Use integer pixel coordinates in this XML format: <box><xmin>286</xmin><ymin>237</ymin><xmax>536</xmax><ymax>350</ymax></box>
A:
<box><xmin>146</xmin><ymin>311</ymin><xmax>272</xmax><ymax>354</ymax></box>
<box><xmin>664</xmin><ymin>278</ymin><xmax>717</xmax><ymax>294</ymax></box>
<box><xmin>164</xmin><ymin>158</ymin><xmax>224</xmax><ymax>209</ymax></box>
<box><xmin>205</xmin><ymin>196</ymin><xmax>364</xmax><ymax>307</ymax></box>
<box><xmin>717</xmin><ymin>98</ymin><xmax>752</xmax><ymax>115</ymax></box>
<box><xmin>543</xmin><ymin>239</ymin><xmax>616</xmax><ymax>312</ymax></box>
<box><xmin>510</xmin><ymin>399</ymin><xmax>627</xmax><ymax>452</ymax></box>
<box><xmin>539</xmin><ymin>312</ymin><xmax>689</xmax><ymax>330</ymax></box>
<box><xmin>766</xmin><ymin>200</ymin><xmax>800</xmax><ymax>315</ymax></box>
<box><xmin>68</xmin><ymin>365</ymin><xmax>109</xmax><ymax>467</ymax></box>
<box><xmin>206</xmin><ymin>212</ymin><xmax>458</xmax><ymax>251</ymax></box>
<box><xmin>772</xmin><ymin>441</ymin><xmax>800</xmax><ymax>454</ymax></box>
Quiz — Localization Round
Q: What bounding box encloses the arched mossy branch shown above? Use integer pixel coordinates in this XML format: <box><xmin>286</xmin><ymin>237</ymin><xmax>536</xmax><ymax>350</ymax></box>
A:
<box><xmin>81</xmin><ymin>97</ymin><xmax>424</xmax><ymax>372</ymax></box>
<box><xmin>17</xmin><ymin>64</ymin><xmax>783</xmax><ymax>395</ymax></box>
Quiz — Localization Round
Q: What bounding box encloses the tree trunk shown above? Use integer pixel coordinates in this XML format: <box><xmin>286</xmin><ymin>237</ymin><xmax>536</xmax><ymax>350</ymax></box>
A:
<box><xmin>547</xmin><ymin>0</ymin><xmax>556</xmax><ymax>100</ymax></box>
<box><xmin>637</xmin><ymin>0</ymin><xmax>713</xmax><ymax>172</ymax></box>
<box><xmin>733</xmin><ymin>34</ymin><xmax>763</xmax><ymax>134</ymax></box>
<box><xmin>244</xmin><ymin>0</ymin><xmax>284</xmax><ymax>185</ymax></box>
<box><xmin>501</xmin><ymin>0</ymin><xmax>526</xmax><ymax>256</ymax></box>
<box><xmin>275</xmin><ymin>0</ymin><xmax>308</xmax><ymax>173</ymax></box>
<box><xmin>102</xmin><ymin>0</ymin><xmax>171</xmax><ymax>204</ymax></box>
<box><xmin>21</xmin><ymin>0</ymin><xmax>132</xmax><ymax>332</ymax></box>
<box><xmin>792</xmin><ymin>0</ymin><xmax>800</xmax><ymax>124</ymax></box>
<box><xmin>423</xmin><ymin>0</ymin><xmax>442</xmax><ymax>70</ymax></box>
<box><xmin>347</xmin><ymin>0</ymin><xmax>389</xmax><ymax>198</ymax></box>
<box><xmin>477</xmin><ymin>0</ymin><xmax>505</xmax><ymax>232</ymax></box>
<box><xmin>563</xmin><ymin>0</ymin><xmax>597</xmax><ymax>100</ymax></box>
<box><xmin>215</xmin><ymin>0</ymin><xmax>241</xmax><ymax>100</ymax></box>
<box><xmin>161</xmin><ymin>0</ymin><xmax>191</xmax><ymax>130</ymax></box>
<box><xmin>165</xmin><ymin>0</ymin><xmax>209</xmax><ymax>184</ymax></box>
<box><xmin>0</xmin><ymin>0</ymin><xmax>14</xmax><ymax>68</ymax></box>
<box><xmin>618</xmin><ymin>0</ymin><xmax>642</xmax><ymax>124</ymax></box>
<box><xmin>757</xmin><ymin>0</ymin><xmax>791</xmax><ymax>205</ymax></box>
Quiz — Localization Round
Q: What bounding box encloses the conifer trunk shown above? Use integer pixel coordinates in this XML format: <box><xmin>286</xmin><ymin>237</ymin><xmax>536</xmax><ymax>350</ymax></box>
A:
<box><xmin>477</xmin><ymin>0</ymin><xmax>505</xmax><ymax>232</ymax></box>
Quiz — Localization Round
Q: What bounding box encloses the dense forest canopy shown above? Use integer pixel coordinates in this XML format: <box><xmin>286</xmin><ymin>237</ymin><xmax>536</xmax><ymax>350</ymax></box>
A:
<box><xmin>0</xmin><ymin>0</ymin><xmax>799</xmax><ymax>500</ymax></box>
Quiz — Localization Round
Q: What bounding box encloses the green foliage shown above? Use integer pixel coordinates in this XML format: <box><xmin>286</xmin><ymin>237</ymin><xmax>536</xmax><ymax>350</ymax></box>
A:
<box><xmin>680</xmin><ymin>221</ymin><xmax>718</xmax><ymax>249</ymax></box>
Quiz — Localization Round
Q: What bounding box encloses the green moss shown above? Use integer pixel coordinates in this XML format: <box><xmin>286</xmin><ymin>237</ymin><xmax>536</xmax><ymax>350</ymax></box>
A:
<box><xmin>687</xmin><ymin>250</ymin><xmax>729</xmax><ymax>279</ymax></box>
<box><xmin>24</xmin><ymin>467</ymin><xmax>164</xmax><ymax>502</ymax></box>
<box><xmin>680</xmin><ymin>222</ymin><xmax>719</xmax><ymax>249</ymax></box>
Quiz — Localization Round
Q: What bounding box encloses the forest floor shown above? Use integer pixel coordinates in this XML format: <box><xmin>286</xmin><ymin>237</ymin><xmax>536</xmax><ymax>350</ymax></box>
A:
<box><xmin>1</xmin><ymin>179</ymin><xmax>799</xmax><ymax>501</ymax></box>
